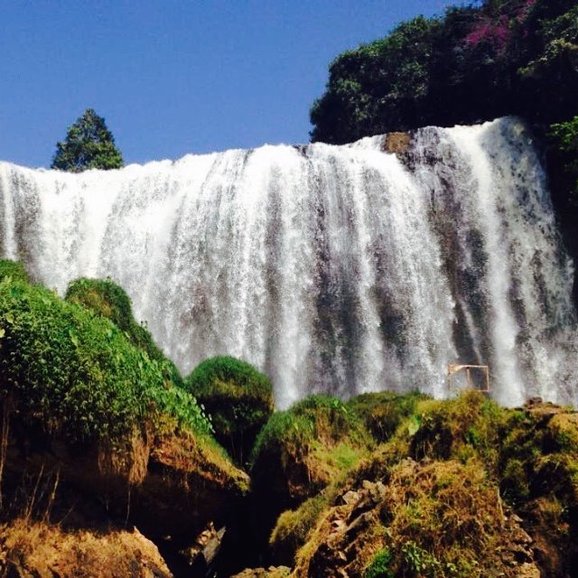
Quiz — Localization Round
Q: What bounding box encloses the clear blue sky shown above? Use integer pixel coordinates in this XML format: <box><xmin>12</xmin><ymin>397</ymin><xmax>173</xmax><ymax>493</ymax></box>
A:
<box><xmin>0</xmin><ymin>1</ymin><xmax>455</xmax><ymax>168</ymax></box>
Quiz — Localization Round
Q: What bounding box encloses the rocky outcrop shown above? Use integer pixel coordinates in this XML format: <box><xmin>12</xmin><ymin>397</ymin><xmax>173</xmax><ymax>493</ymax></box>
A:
<box><xmin>294</xmin><ymin>460</ymin><xmax>541</xmax><ymax>578</ymax></box>
<box><xmin>1</xmin><ymin>418</ymin><xmax>249</xmax><ymax>576</ymax></box>
<box><xmin>382</xmin><ymin>132</ymin><xmax>411</xmax><ymax>155</ymax></box>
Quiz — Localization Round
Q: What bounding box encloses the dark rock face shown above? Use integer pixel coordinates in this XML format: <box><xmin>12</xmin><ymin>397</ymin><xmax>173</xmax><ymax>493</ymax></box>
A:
<box><xmin>231</xmin><ymin>567</ymin><xmax>291</xmax><ymax>578</ymax></box>
<box><xmin>0</xmin><ymin>418</ymin><xmax>249</xmax><ymax>577</ymax></box>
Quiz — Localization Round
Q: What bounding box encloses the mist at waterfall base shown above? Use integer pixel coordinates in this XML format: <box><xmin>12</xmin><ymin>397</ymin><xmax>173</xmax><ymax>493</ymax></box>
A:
<box><xmin>0</xmin><ymin>117</ymin><xmax>576</xmax><ymax>408</ymax></box>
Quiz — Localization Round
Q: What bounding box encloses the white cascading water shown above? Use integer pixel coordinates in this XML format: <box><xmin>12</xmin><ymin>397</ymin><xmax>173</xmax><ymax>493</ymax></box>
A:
<box><xmin>0</xmin><ymin>117</ymin><xmax>576</xmax><ymax>408</ymax></box>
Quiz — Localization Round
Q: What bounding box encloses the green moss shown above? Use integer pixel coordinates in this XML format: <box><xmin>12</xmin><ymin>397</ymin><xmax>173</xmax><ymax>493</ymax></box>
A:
<box><xmin>347</xmin><ymin>391</ymin><xmax>428</xmax><ymax>443</ymax></box>
<box><xmin>65</xmin><ymin>277</ymin><xmax>183</xmax><ymax>387</ymax></box>
<box><xmin>407</xmin><ymin>390</ymin><xmax>507</xmax><ymax>470</ymax></box>
<box><xmin>252</xmin><ymin>395</ymin><xmax>372</xmax><ymax>468</ymax></box>
<box><xmin>251</xmin><ymin>394</ymin><xmax>374</xmax><ymax>561</ymax></box>
<box><xmin>270</xmin><ymin>493</ymin><xmax>329</xmax><ymax>566</ymax></box>
<box><xmin>0</xmin><ymin>277</ymin><xmax>211</xmax><ymax>444</ymax></box>
<box><xmin>185</xmin><ymin>356</ymin><xmax>274</xmax><ymax>465</ymax></box>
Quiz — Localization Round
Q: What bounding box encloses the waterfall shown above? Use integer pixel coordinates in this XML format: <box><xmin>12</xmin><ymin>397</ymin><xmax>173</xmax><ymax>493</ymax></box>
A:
<box><xmin>0</xmin><ymin>117</ymin><xmax>575</xmax><ymax>408</ymax></box>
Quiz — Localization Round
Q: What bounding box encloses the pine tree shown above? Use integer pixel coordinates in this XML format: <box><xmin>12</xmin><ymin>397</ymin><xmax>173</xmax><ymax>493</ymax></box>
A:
<box><xmin>51</xmin><ymin>108</ymin><xmax>124</xmax><ymax>172</ymax></box>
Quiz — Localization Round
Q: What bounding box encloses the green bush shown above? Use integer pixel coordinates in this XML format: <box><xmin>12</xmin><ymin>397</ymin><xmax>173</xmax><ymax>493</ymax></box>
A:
<box><xmin>252</xmin><ymin>395</ymin><xmax>372</xmax><ymax>466</ymax></box>
<box><xmin>65</xmin><ymin>277</ymin><xmax>183</xmax><ymax>387</ymax></box>
<box><xmin>0</xmin><ymin>277</ymin><xmax>211</xmax><ymax>444</ymax></box>
<box><xmin>365</xmin><ymin>548</ymin><xmax>394</xmax><ymax>578</ymax></box>
<box><xmin>251</xmin><ymin>394</ymin><xmax>373</xmax><ymax>510</ymax></box>
<box><xmin>0</xmin><ymin>260</ymin><xmax>29</xmax><ymax>284</ymax></box>
<box><xmin>185</xmin><ymin>356</ymin><xmax>273</xmax><ymax>465</ymax></box>
<box><xmin>347</xmin><ymin>391</ymin><xmax>429</xmax><ymax>443</ymax></box>
<box><xmin>407</xmin><ymin>390</ymin><xmax>507</xmax><ymax>468</ymax></box>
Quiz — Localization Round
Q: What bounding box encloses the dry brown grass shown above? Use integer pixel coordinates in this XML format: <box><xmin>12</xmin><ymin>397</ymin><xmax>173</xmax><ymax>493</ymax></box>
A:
<box><xmin>0</xmin><ymin>518</ymin><xmax>171</xmax><ymax>577</ymax></box>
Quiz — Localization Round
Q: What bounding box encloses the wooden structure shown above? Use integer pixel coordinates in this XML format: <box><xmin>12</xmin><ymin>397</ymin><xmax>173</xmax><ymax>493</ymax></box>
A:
<box><xmin>447</xmin><ymin>363</ymin><xmax>491</xmax><ymax>393</ymax></box>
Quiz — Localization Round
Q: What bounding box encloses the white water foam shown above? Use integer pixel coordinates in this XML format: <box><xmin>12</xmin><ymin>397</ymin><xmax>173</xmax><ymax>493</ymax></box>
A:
<box><xmin>0</xmin><ymin>118</ymin><xmax>575</xmax><ymax>407</ymax></box>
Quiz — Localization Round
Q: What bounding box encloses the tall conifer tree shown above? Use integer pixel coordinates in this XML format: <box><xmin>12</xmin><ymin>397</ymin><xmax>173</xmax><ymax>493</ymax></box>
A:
<box><xmin>51</xmin><ymin>109</ymin><xmax>123</xmax><ymax>172</ymax></box>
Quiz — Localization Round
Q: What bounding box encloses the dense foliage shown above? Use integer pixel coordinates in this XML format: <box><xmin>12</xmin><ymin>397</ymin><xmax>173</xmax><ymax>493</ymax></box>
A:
<box><xmin>185</xmin><ymin>356</ymin><xmax>274</xmax><ymax>465</ymax></box>
<box><xmin>0</xmin><ymin>270</ymin><xmax>211</xmax><ymax>444</ymax></box>
<box><xmin>310</xmin><ymin>0</ymin><xmax>578</xmax><ymax>144</ymax></box>
<box><xmin>549</xmin><ymin>115</ymin><xmax>578</xmax><ymax>202</ymax></box>
<box><xmin>0</xmin><ymin>260</ymin><xmax>29</xmax><ymax>284</ymax></box>
<box><xmin>51</xmin><ymin>108</ymin><xmax>124</xmax><ymax>172</ymax></box>
<box><xmin>65</xmin><ymin>277</ymin><xmax>183</xmax><ymax>387</ymax></box>
<box><xmin>252</xmin><ymin>394</ymin><xmax>372</xmax><ymax>471</ymax></box>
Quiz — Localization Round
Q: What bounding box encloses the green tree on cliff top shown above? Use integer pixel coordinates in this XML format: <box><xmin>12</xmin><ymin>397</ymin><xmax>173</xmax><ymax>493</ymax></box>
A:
<box><xmin>51</xmin><ymin>108</ymin><xmax>124</xmax><ymax>172</ymax></box>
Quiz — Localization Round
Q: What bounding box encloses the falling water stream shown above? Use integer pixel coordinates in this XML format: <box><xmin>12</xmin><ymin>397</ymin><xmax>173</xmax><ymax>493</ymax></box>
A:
<box><xmin>0</xmin><ymin>117</ymin><xmax>575</xmax><ymax>407</ymax></box>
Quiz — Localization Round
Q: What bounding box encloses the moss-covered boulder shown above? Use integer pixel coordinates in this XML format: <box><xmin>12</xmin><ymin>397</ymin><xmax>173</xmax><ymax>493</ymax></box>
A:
<box><xmin>347</xmin><ymin>391</ymin><xmax>428</xmax><ymax>443</ymax></box>
<box><xmin>266</xmin><ymin>392</ymin><xmax>578</xmax><ymax>577</ymax></box>
<box><xmin>185</xmin><ymin>356</ymin><xmax>274</xmax><ymax>466</ymax></box>
<box><xmin>252</xmin><ymin>395</ymin><xmax>373</xmax><ymax>505</ymax></box>
<box><xmin>250</xmin><ymin>395</ymin><xmax>374</xmax><ymax>563</ymax></box>
<box><xmin>267</xmin><ymin>392</ymin><xmax>427</xmax><ymax>566</ymax></box>
<box><xmin>0</xmin><ymin>270</ymin><xmax>250</xmax><ymax>574</ymax></box>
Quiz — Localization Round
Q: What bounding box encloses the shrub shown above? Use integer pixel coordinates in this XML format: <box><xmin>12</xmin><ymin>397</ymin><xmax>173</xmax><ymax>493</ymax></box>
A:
<box><xmin>251</xmin><ymin>395</ymin><xmax>374</xmax><ymax>561</ymax></box>
<box><xmin>365</xmin><ymin>548</ymin><xmax>394</xmax><ymax>578</ymax></box>
<box><xmin>408</xmin><ymin>390</ymin><xmax>507</xmax><ymax>468</ymax></box>
<box><xmin>185</xmin><ymin>356</ymin><xmax>273</xmax><ymax>465</ymax></box>
<box><xmin>347</xmin><ymin>391</ymin><xmax>429</xmax><ymax>443</ymax></box>
<box><xmin>252</xmin><ymin>395</ymin><xmax>373</xmax><ymax>470</ymax></box>
<box><xmin>65</xmin><ymin>277</ymin><xmax>183</xmax><ymax>387</ymax></box>
<box><xmin>0</xmin><ymin>277</ymin><xmax>211</xmax><ymax>445</ymax></box>
<box><xmin>0</xmin><ymin>260</ymin><xmax>29</xmax><ymax>284</ymax></box>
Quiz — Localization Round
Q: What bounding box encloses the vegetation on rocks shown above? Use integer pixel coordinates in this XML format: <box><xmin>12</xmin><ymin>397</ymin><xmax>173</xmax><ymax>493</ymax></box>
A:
<box><xmin>0</xmin><ymin>276</ymin><xmax>576</xmax><ymax>578</ymax></box>
<box><xmin>0</xmin><ymin>261</ymin><xmax>251</xmax><ymax>577</ymax></box>
<box><xmin>347</xmin><ymin>391</ymin><xmax>428</xmax><ymax>443</ymax></box>
<box><xmin>185</xmin><ymin>356</ymin><xmax>274</xmax><ymax>466</ymax></box>
<box><xmin>252</xmin><ymin>394</ymin><xmax>373</xmax><ymax>503</ymax></box>
<box><xmin>0</xmin><ymin>260</ymin><xmax>29</xmax><ymax>284</ymax></box>
<box><xmin>65</xmin><ymin>277</ymin><xmax>183</xmax><ymax>388</ymax></box>
<box><xmin>240</xmin><ymin>390</ymin><xmax>578</xmax><ymax>577</ymax></box>
<box><xmin>0</xmin><ymin>272</ymin><xmax>210</xmax><ymax>444</ymax></box>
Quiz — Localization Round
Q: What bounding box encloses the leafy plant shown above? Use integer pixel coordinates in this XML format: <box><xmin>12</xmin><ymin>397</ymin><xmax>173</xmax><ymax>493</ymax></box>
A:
<box><xmin>365</xmin><ymin>548</ymin><xmax>394</xmax><ymax>578</ymax></box>
<box><xmin>0</xmin><ymin>260</ymin><xmax>29</xmax><ymax>284</ymax></box>
<box><xmin>0</xmin><ymin>272</ymin><xmax>211</xmax><ymax>445</ymax></box>
<box><xmin>65</xmin><ymin>277</ymin><xmax>183</xmax><ymax>387</ymax></box>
